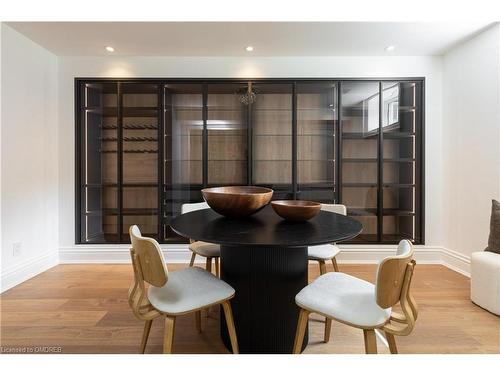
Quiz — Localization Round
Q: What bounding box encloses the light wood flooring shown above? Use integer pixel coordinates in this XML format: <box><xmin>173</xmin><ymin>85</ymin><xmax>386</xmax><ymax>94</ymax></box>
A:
<box><xmin>0</xmin><ymin>263</ymin><xmax>498</xmax><ymax>354</ymax></box>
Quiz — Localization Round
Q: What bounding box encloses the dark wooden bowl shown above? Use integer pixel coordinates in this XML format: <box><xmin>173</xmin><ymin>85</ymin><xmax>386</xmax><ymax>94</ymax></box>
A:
<box><xmin>271</xmin><ymin>200</ymin><xmax>321</xmax><ymax>222</ymax></box>
<box><xmin>201</xmin><ymin>186</ymin><xmax>274</xmax><ymax>217</ymax></box>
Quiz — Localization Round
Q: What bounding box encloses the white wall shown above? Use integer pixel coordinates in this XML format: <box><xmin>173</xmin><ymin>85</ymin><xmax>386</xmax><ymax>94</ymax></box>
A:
<box><xmin>442</xmin><ymin>24</ymin><xmax>500</xmax><ymax>258</ymax></box>
<box><xmin>57</xmin><ymin>55</ymin><xmax>444</xmax><ymax>249</ymax></box>
<box><xmin>0</xmin><ymin>24</ymin><xmax>59</xmax><ymax>291</ymax></box>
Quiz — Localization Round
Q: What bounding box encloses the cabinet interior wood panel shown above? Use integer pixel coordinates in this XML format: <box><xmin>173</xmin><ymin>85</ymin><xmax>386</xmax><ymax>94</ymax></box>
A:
<box><xmin>297</xmin><ymin>161</ymin><xmax>334</xmax><ymax>184</ymax></box>
<box><xmin>208</xmin><ymin>161</ymin><xmax>247</xmax><ymax>184</ymax></box>
<box><xmin>208</xmin><ymin>133</ymin><xmax>247</xmax><ymax>161</ymax></box>
<box><xmin>342</xmin><ymin>187</ymin><xmax>377</xmax><ymax>209</ymax></box>
<box><xmin>342</xmin><ymin>139</ymin><xmax>377</xmax><ymax>158</ymax></box>
<box><xmin>101</xmin><ymin>93</ymin><xmax>117</xmax><ymax>107</ymax></box>
<box><xmin>122</xmin><ymin>93</ymin><xmax>157</xmax><ymax>107</ymax></box>
<box><xmin>341</xmin><ymin>162</ymin><xmax>378</xmax><ymax>184</ymax></box>
<box><xmin>253</xmin><ymin>161</ymin><xmax>292</xmax><ymax>184</ymax></box>
<box><xmin>123</xmin><ymin>187</ymin><xmax>157</xmax><ymax>209</ymax></box>
<box><xmin>123</xmin><ymin>215</ymin><xmax>157</xmax><ymax>235</ymax></box>
<box><xmin>297</xmin><ymin>135</ymin><xmax>332</xmax><ymax>160</ymax></box>
<box><xmin>123</xmin><ymin>154</ymin><xmax>158</xmax><ymax>183</ymax></box>
<box><xmin>168</xmin><ymin>160</ymin><xmax>203</xmax><ymax>185</ymax></box>
<box><xmin>253</xmin><ymin>136</ymin><xmax>291</xmax><ymax>161</ymax></box>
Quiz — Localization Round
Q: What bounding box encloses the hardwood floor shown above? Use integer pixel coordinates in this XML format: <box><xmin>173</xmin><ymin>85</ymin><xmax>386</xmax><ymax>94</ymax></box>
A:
<box><xmin>0</xmin><ymin>263</ymin><xmax>498</xmax><ymax>354</ymax></box>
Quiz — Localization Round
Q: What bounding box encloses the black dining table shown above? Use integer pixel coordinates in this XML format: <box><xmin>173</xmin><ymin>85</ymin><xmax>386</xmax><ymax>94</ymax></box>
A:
<box><xmin>170</xmin><ymin>205</ymin><xmax>362</xmax><ymax>354</ymax></box>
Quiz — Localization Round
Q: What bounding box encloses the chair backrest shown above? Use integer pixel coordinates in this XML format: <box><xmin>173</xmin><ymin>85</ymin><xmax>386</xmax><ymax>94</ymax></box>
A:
<box><xmin>129</xmin><ymin>225</ymin><xmax>168</xmax><ymax>287</ymax></box>
<box><xmin>375</xmin><ymin>239</ymin><xmax>414</xmax><ymax>309</ymax></box>
<box><xmin>320</xmin><ymin>203</ymin><xmax>347</xmax><ymax>216</ymax></box>
<box><xmin>181</xmin><ymin>201</ymin><xmax>209</xmax><ymax>214</ymax></box>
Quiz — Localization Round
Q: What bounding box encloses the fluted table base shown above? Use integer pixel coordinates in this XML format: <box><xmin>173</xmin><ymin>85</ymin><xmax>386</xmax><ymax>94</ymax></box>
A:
<box><xmin>220</xmin><ymin>245</ymin><xmax>309</xmax><ymax>354</ymax></box>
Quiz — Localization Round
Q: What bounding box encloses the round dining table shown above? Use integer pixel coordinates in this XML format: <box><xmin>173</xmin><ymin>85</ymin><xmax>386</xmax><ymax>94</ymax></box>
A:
<box><xmin>170</xmin><ymin>205</ymin><xmax>362</xmax><ymax>354</ymax></box>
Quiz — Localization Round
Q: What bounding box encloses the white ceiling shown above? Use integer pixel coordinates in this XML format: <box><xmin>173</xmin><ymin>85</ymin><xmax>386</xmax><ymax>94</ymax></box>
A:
<box><xmin>6</xmin><ymin>22</ymin><xmax>494</xmax><ymax>57</ymax></box>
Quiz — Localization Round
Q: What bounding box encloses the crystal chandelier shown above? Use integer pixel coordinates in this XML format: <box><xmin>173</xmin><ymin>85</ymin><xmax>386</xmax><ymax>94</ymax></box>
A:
<box><xmin>236</xmin><ymin>83</ymin><xmax>257</xmax><ymax>105</ymax></box>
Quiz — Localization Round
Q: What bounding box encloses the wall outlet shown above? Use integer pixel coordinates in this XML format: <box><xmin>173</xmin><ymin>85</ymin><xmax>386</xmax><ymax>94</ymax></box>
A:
<box><xmin>12</xmin><ymin>242</ymin><xmax>22</xmax><ymax>257</ymax></box>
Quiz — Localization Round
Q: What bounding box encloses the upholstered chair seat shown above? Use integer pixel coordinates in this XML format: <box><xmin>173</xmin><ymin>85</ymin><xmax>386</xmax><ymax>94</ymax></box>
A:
<box><xmin>182</xmin><ymin>202</ymin><xmax>221</xmax><ymax>277</ymax></box>
<box><xmin>307</xmin><ymin>244</ymin><xmax>341</xmax><ymax>262</ymax></box>
<box><xmin>128</xmin><ymin>225</ymin><xmax>239</xmax><ymax>354</ymax></box>
<box><xmin>294</xmin><ymin>239</ymin><xmax>418</xmax><ymax>354</ymax></box>
<box><xmin>307</xmin><ymin>204</ymin><xmax>347</xmax><ymax>274</ymax></box>
<box><xmin>296</xmin><ymin>272</ymin><xmax>391</xmax><ymax>328</ymax></box>
<box><xmin>188</xmin><ymin>241</ymin><xmax>221</xmax><ymax>258</ymax></box>
<box><xmin>148</xmin><ymin>267</ymin><xmax>234</xmax><ymax>315</ymax></box>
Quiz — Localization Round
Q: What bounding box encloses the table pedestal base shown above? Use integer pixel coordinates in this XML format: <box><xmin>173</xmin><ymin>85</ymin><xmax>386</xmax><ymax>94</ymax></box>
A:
<box><xmin>220</xmin><ymin>245</ymin><xmax>309</xmax><ymax>354</ymax></box>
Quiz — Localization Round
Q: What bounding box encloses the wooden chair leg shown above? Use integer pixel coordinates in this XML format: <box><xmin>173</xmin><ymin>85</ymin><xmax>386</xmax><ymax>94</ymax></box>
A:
<box><xmin>204</xmin><ymin>258</ymin><xmax>213</xmax><ymax>317</ymax></box>
<box><xmin>215</xmin><ymin>258</ymin><xmax>220</xmax><ymax>278</ymax></box>
<box><xmin>205</xmin><ymin>257</ymin><xmax>212</xmax><ymax>274</ymax></box>
<box><xmin>363</xmin><ymin>329</ymin><xmax>377</xmax><ymax>354</ymax></box>
<box><xmin>319</xmin><ymin>261</ymin><xmax>327</xmax><ymax>275</ymax></box>
<box><xmin>385</xmin><ymin>332</ymin><xmax>398</xmax><ymax>354</ymax></box>
<box><xmin>221</xmin><ymin>301</ymin><xmax>239</xmax><ymax>354</ymax></box>
<box><xmin>324</xmin><ymin>318</ymin><xmax>332</xmax><ymax>343</ymax></box>
<box><xmin>332</xmin><ymin>257</ymin><xmax>339</xmax><ymax>272</ymax></box>
<box><xmin>293</xmin><ymin>308</ymin><xmax>310</xmax><ymax>354</ymax></box>
<box><xmin>139</xmin><ymin>319</ymin><xmax>153</xmax><ymax>354</ymax></box>
<box><xmin>189</xmin><ymin>252</ymin><xmax>196</xmax><ymax>267</ymax></box>
<box><xmin>163</xmin><ymin>316</ymin><xmax>176</xmax><ymax>354</ymax></box>
<box><xmin>195</xmin><ymin>311</ymin><xmax>202</xmax><ymax>333</ymax></box>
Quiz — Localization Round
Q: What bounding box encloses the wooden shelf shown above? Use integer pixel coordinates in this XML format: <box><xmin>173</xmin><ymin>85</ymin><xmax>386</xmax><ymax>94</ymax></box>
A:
<box><xmin>100</xmin><ymin>149</ymin><xmax>158</xmax><ymax>154</ymax></box>
<box><xmin>348</xmin><ymin>208</ymin><xmax>377</xmax><ymax>216</ymax></box>
<box><xmin>101</xmin><ymin>125</ymin><xmax>158</xmax><ymax>130</ymax></box>
<box><xmin>86</xmin><ymin>208</ymin><xmax>158</xmax><ymax>216</ymax></box>
<box><xmin>342</xmin><ymin>158</ymin><xmax>377</xmax><ymax>163</ymax></box>
<box><xmin>342</xmin><ymin>183</ymin><xmax>377</xmax><ymax>187</ymax></box>
<box><xmin>100</xmin><ymin>137</ymin><xmax>158</xmax><ymax>142</ymax></box>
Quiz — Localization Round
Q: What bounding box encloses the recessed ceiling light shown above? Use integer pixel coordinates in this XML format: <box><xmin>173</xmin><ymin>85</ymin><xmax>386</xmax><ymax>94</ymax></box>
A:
<box><xmin>105</xmin><ymin>46</ymin><xmax>115</xmax><ymax>53</ymax></box>
<box><xmin>245</xmin><ymin>46</ymin><xmax>254</xmax><ymax>52</ymax></box>
<box><xmin>385</xmin><ymin>45</ymin><xmax>396</xmax><ymax>52</ymax></box>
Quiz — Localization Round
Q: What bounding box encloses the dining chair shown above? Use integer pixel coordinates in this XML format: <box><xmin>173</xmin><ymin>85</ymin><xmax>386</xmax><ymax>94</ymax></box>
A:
<box><xmin>307</xmin><ymin>203</ymin><xmax>347</xmax><ymax>274</ymax></box>
<box><xmin>181</xmin><ymin>202</ymin><xmax>221</xmax><ymax>277</ymax></box>
<box><xmin>128</xmin><ymin>225</ymin><xmax>239</xmax><ymax>354</ymax></box>
<box><xmin>293</xmin><ymin>239</ymin><xmax>417</xmax><ymax>354</ymax></box>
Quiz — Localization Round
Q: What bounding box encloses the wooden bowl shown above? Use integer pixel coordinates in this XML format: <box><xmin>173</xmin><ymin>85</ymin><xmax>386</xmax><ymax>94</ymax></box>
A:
<box><xmin>271</xmin><ymin>200</ymin><xmax>321</xmax><ymax>222</ymax></box>
<box><xmin>201</xmin><ymin>186</ymin><xmax>274</xmax><ymax>217</ymax></box>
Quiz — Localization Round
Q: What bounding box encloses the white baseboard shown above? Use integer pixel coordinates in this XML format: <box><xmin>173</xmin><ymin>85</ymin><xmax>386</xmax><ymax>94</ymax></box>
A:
<box><xmin>440</xmin><ymin>247</ymin><xmax>471</xmax><ymax>277</ymax></box>
<box><xmin>59</xmin><ymin>244</ymin><xmax>470</xmax><ymax>276</ymax></box>
<box><xmin>1</xmin><ymin>250</ymin><xmax>59</xmax><ymax>293</ymax></box>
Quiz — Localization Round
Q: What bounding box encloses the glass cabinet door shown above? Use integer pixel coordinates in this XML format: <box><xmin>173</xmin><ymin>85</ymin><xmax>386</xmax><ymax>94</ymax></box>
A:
<box><xmin>163</xmin><ymin>83</ymin><xmax>204</xmax><ymax>242</ymax></box>
<box><xmin>340</xmin><ymin>82</ymin><xmax>380</xmax><ymax>242</ymax></box>
<box><xmin>207</xmin><ymin>83</ymin><xmax>248</xmax><ymax>186</ymax></box>
<box><xmin>80</xmin><ymin>82</ymin><xmax>119</xmax><ymax>243</ymax></box>
<box><xmin>382</xmin><ymin>81</ymin><xmax>422</xmax><ymax>243</ymax></box>
<box><xmin>120</xmin><ymin>83</ymin><xmax>160</xmax><ymax>241</ymax></box>
<box><xmin>251</xmin><ymin>83</ymin><xmax>293</xmax><ymax>199</ymax></box>
<box><xmin>296</xmin><ymin>82</ymin><xmax>337</xmax><ymax>202</ymax></box>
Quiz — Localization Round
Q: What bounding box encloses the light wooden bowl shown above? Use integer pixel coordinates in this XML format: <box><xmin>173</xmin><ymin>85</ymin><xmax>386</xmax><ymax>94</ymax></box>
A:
<box><xmin>271</xmin><ymin>200</ymin><xmax>321</xmax><ymax>222</ymax></box>
<box><xmin>201</xmin><ymin>186</ymin><xmax>274</xmax><ymax>217</ymax></box>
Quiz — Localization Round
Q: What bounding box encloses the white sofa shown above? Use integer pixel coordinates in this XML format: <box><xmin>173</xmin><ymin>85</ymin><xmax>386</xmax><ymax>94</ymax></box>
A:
<box><xmin>471</xmin><ymin>251</ymin><xmax>500</xmax><ymax>315</ymax></box>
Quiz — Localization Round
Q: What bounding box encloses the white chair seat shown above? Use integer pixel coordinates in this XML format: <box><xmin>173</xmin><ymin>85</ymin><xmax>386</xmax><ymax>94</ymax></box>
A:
<box><xmin>148</xmin><ymin>267</ymin><xmax>234</xmax><ymax>315</ymax></box>
<box><xmin>307</xmin><ymin>244</ymin><xmax>340</xmax><ymax>261</ymax></box>
<box><xmin>189</xmin><ymin>241</ymin><xmax>221</xmax><ymax>257</ymax></box>
<box><xmin>296</xmin><ymin>272</ymin><xmax>391</xmax><ymax>328</ymax></box>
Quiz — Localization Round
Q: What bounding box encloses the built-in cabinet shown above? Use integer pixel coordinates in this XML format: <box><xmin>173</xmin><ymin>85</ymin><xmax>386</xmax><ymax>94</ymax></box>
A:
<box><xmin>76</xmin><ymin>78</ymin><xmax>424</xmax><ymax>245</ymax></box>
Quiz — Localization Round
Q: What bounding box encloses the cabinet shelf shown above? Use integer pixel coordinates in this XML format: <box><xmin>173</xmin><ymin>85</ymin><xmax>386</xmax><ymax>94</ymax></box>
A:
<box><xmin>84</xmin><ymin>183</ymin><xmax>157</xmax><ymax>187</ymax></box>
<box><xmin>100</xmin><ymin>149</ymin><xmax>158</xmax><ymax>154</ymax></box>
<box><xmin>342</xmin><ymin>158</ymin><xmax>377</xmax><ymax>163</ymax></box>
<box><xmin>101</xmin><ymin>125</ymin><xmax>158</xmax><ymax>130</ymax></box>
<box><xmin>85</xmin><ymin>208</ymin><xmax>158</xmax><ymax>216</ymax></box>
<box><xmin>348</xmin><ymin>208</ymin><xmax>378</xmax><ymax>216</ymax></box>
<box><xmin>100</xmin><ymin>137</ymin><xmax>158</xmax><ymax>142</ymax></box>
